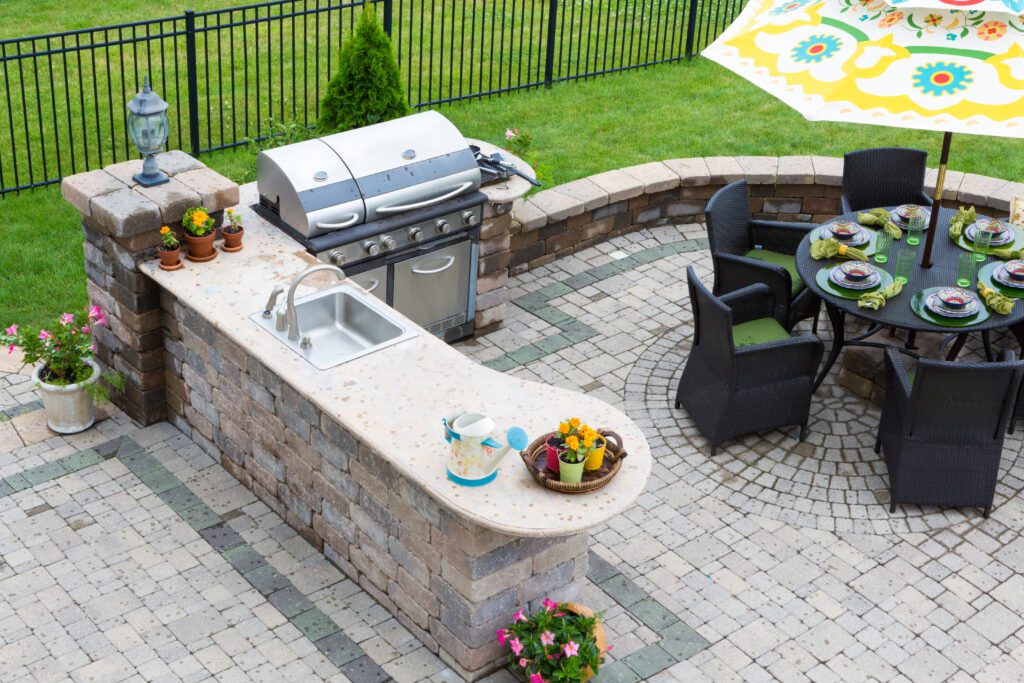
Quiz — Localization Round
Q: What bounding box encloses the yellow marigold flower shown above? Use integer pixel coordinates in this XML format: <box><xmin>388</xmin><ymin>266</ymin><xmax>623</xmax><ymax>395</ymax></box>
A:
<box><xmin>558</xmin><ymin>422</ymin><xmax>570</xmax><ymax>435</ymax></box>
<box><xmin>565</xmin><ymin>435</ymin><xmax>579</xmax><ymax>451</ymax></box>
<box><xmin>192</xmin><ymin>210</ymin><xmax>209</xmax><ymax>225</ymax></box>
<box><xmin>569</xmin><ymin>417</ymin><xmax>581</xmax><ymax>428</ymax></box>
<box><xmin>160</xmin><ymin>226</ymin><xmax>170</xmax><ymax>235</ymax></box>
<box><xmin>583</xmin><ymin>436</ymin><xmax>595</xmax><ymax>448</ymax></box>
<box><xmin>227</xmin><ymin>208</ymin><xmax>234</xmax><ymax>214</ymax></box>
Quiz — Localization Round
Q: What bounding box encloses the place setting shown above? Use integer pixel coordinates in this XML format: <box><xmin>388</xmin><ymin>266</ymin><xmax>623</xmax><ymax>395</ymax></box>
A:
<box><xmin>980</xmin><ymin>259</ymin><xmax>1024</xmax><ymax>299</ymax></box>
<box><xmin>910</xmin><ymin>286</ymin><xmax>990</xmax><ymax>328</ymax></box>
<box><xmin>814</xmin><ymin>260</ymin><xmax>893</xmax><ymax>299</ymax></box>
<box><xmin>955</xmin><ymin>217</ymin><xmax>1024</xmax><ymax>257</ymax></box>
<box><xmin>810</xmin><ymin>219</ymin><xmax>877</xmax><ymax>254</ymax></box>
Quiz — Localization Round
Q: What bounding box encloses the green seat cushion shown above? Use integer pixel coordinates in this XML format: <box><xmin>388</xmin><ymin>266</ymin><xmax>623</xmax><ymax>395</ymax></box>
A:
<box><xmin>732</xmin><ymin>317</ymin><xmax>790</xmax><ymax>349</ymax></box>
<box><xmin>744</xmin><ymin>249</ymin><xmax>804</xmax><ymax>296</ymax></box>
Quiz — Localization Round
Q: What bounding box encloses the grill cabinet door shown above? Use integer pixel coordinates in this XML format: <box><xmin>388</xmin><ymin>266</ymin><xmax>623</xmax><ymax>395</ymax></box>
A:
<box><xmin>391</xmin><ymin>240</ymin><xmax>472</xmax><ymax>335</ymax></box>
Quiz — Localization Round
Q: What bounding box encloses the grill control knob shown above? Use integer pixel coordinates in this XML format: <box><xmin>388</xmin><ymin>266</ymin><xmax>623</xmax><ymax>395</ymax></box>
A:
<box><xmin>329</xmin><ymin>250</ymin><xmax>346</xmax><ymax>266</ymax></box>
<box><xmin>408</xmin><ymin>227</ymin><xmax>423</xmax><ymax>242</ymax></box>
<box><xmin>436</xmin><ymin>219</ymin><xmax>451</xmax><ymax>235</ymax></box>
<box><xmin>363</xmin><ymin>241</ymin><xmax>380</xmax><ymax>257</ymax></box>
<box><xmin>380</xmin><ymin>236</ymin><xmax>396</xmax><ymax>251</ymax></box>
<box><xmin>462</xmin><ymin>211</ymin><xmax>476</xmax><ymax>226</ymax></box>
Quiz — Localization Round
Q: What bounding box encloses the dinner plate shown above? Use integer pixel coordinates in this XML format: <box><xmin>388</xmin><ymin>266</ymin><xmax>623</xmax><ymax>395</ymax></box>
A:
<box><xmin>817</xmin><ymin>225</ymin><xmax>869</xmax><ymax>247</ymax></box>
<box><xmin>924</xmin><ymin>291</ymin><xmax>981</xmax><ymax>318</ymax></box>
<box><xmin>992</xmin><ymin>263</ymin><xmax>1024</xmax><ymax>289</ymax></box>
<box><xmin>966</xmin><ymin>222</ymin><xmax>1013</xmax><ymax>247</ymax></box>
<box><xmin>890</xmin><ymin>205</ymin><xmax>931</xmax><ymax>228</ymax></box>
<box><xmin>828</xmin><ymin>268</ymin><xmax>881</xmax><ymax>290</ymax></box>
<box><xmin>911</xmin><ymin>288</ymin><xmax>990</xmax><ymax>327</ymax></box>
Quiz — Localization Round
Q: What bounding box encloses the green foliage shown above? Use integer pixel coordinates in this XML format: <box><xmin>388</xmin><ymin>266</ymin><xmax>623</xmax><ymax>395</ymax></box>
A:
<box><xmin>2</xmin><ymin>306</ymin><xmax>103</xmax><ymax>385</ymax></box>
<box><xmin>318</xmin><ymin>7</ymin><xmax>408</xmax><ymax>133</ymax></box>
<box><xmin>499</xmin><ymin>600</ymin><xmax>605</xmax><ymax>682</ymax></box>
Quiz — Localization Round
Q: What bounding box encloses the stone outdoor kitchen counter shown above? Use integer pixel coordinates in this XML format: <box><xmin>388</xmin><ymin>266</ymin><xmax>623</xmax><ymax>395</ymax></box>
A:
<box><xmin>141</xmin><ymin>183</ymin><xmax>653</xmax><ymax>538</ymax></box>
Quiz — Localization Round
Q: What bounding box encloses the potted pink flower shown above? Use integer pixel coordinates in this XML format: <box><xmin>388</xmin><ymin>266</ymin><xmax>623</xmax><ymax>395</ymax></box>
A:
<box><xmin>497</xmin><ymin>598</ymin><xmax>608</xmax><ymax>683</ymax></box>
<box><xmin>1</xmin><ymin>306</ymin><xmax>122</xmax><ymax>434</ymax></box>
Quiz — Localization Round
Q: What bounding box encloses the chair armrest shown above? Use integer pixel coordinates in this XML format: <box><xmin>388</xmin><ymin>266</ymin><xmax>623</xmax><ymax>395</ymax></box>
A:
<box><xmin>734</xmin><ymin>334</ymin><xmax>824</xmax><ymax>382</ymax></box>
<box><xmin>918</xmin><ymin>191</ymin><xmax>934</xmax><ymax>207</ymax></box>
<box><xmin>714</xmin><ymin>253</ymin><xmax>792</xmax><ymax>327</ymax></box>
<box><xmin>720</xmin><ymin>284</ymin><xmax>774</xmax><ymax>325</ymax></box>
<box><xmin>750</xmin><ymin>220</ymin><xmax>817</xmax><ymax>254</ymax></box>
<box><xmin>882</xmin><ymin>347</ymin><xmax>912</xmax><ymax>418</ymax></box>
<box><xmin>840</xmin><ymin>194</ymin><xmax>853</xmax><ymax>215</ymax></box>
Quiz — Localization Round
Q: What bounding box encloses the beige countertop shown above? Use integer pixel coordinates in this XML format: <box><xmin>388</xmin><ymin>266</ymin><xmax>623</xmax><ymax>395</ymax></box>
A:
<box><xmin>141</xmin><ymin>183</ymin><xmax>651</xmax><ymax>537</ymax></box>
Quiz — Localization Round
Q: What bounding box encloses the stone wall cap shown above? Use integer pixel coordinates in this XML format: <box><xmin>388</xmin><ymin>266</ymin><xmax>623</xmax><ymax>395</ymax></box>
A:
<box><xmin>61</xmin><ymin>169</ymin><xmax>127</xmax><ymax>217</ymax></box>
<box><xmin>555</xmin><ymin>178</ymin><xmax>609</xmax><ymax>211</ymax></box>
<box><xmin>174</xmin><ymin>167</ymin><xmax>241</xmax><ymax>212</ymax></box>
<box><xmin>663</xmin><ymin>158</ymin><xmax>711</xmax><ymax>186</ymax></box>
<box><xmin>777</xmin><ymin>155</ymin><xmax>815</xmax><ymax>185</ymax></box>
<box><xmin>514</xmin><ymin>198</ymin><xmax>548</xmax><ymax>232</ymax></box>
<box><xmin>703</xmin><ymin>156</ymin><xmax>745</xmax><ymax>184</ymax></box>
<box><xmin>957</xmin><ymin>172</ymin><xmax>1009</xmax><ymax>208</ymax></box>
<box><xmin>104</xmin><ymin>159</ymin><xmax>145</xmax><ymax>188</ymax></box>
<box><xmin>588</xmin><ymin>169</ymin><xmax>644</xmax><ymax>203</ymax></box>
<box><xmin>157</xmin><ymin>149</ymin><xmax>207</xmax><ymax>176</ymax></box>
<box><xmin>528</xmin><ymin>189</ymin><xmax>585</xmax><ymax>223</ymax></box>
<box><xmin>734</xmin><ymin>156</ymin><xmax>779</xmax><ymax>185</ymax></box>
<box><xmin>134</xmin><ymin>178</ymin><xmax>203</xmax><ymax>225</ymax></box>
<box><xmin>620</xmin><ymin>161</ymin><xmax>680</xmax><ymax>193</ymax></box>
<box><xmin>811</xmin><ymin>155</ymin><xmax>844</xmax><ymax>187</ymax></box>
<box><xmin>89</xmin><ymin>187</ymin><xmax>163</xmax><ymax>239</ymax></box>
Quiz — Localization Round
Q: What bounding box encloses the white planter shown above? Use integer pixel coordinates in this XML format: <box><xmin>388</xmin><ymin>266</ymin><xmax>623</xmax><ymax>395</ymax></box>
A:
<box><xmin>33</xmin><ymin>358</ymin><xmax>100</xmax><ymax>434</ymax></box>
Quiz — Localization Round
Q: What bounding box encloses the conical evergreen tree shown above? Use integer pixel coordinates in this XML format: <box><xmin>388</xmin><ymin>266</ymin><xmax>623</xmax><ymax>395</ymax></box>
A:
<box><xmin>318</xmin><ymin>7</ymin><xmax>409</xmax><ymax>133</ymax></box>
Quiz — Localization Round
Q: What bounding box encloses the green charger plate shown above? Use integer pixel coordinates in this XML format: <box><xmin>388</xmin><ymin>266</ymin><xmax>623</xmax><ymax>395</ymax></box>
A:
<box><xmin>955</xmin><ymin>224</ymin><xmax>1024</xmax><ymax>256</ymax></box>
<box><xmin>815</xmin><ymin>265</ymin><xmax>894</xmax><ymax>300</ymax></box>
<box><xmin>978</xmin><ymin>261</ymin><xmax>1024</xmax><ymax>299</ymax></box>
<box><xmin>811</xmin><ymin>226</ymin><xmax>878</xmax><ymax>257</ymax></box>
<box><xmin>910</xmin><ymin>287</ymin><xmax>991</xmax><ymax>327</ymax></box>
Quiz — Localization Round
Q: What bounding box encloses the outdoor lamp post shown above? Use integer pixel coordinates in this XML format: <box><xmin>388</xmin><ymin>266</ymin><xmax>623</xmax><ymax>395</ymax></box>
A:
<box><xmin>126</xmin><ymin>76</ymin><xmax>170</xmax><ymax>187</ymax></box>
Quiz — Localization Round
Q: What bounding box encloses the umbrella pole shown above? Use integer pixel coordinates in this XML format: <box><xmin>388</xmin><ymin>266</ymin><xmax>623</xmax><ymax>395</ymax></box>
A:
<box><xmin>921</xmin><ymin>131</ymin><xmax>953</xmax><ymax>269</ymax></box>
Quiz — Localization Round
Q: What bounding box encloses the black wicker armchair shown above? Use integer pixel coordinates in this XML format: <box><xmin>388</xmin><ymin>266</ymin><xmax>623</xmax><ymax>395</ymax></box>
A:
<box><xmin>876</xmin><ymin>347</ymin><xmax>1023</xmax><ymax>517</ymax></box>
<box><xmin>675</xmin><ymin>267</ymin><xmax>824</xmax><ymax>456</ymax></box>
<box><xmin>840</xmin><ymin>148</ymin><xmax>933</xmax><ymax>214</ymax></box>
<box><xmin>706</xmin><ymin>180</ymin><xmax>820</xmax><ymax>331</ymax></box>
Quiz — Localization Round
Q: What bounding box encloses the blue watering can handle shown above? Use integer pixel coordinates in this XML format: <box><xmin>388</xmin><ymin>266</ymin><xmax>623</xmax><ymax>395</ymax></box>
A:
<box><xmin>443</xmin><ymin>419</ymin><xmax>460</xmax><ymax>442</ymax></box>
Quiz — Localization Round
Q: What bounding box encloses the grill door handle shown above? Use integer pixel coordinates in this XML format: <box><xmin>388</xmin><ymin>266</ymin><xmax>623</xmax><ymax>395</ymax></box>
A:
<box><xmin>316</xmin><ymin>213</ymin><xmax>360</xmax><ymax>229</ymax></box>
<box><xmin>412</xmin><ymin>255</ymin><xmax>456</xmax><ymax>275</ymax></box>
<box><xmin>376</xmin><ymin>182</ymin><xmax>474</xmax><ymax>214</ymax></box>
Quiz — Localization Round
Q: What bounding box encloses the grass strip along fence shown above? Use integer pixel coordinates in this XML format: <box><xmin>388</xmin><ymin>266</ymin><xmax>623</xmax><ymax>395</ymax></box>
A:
<box><xmin>0</xmin><ymin>0</ymin><xmax>742</xmax><ymax>196</ymax></box>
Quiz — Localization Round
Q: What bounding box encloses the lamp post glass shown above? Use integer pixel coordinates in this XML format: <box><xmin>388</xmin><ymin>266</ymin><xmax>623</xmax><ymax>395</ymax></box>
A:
<box><xmin>127</xmin><ymin>77</ymin><xmax>170</xmax><ymax>187</ymax></box>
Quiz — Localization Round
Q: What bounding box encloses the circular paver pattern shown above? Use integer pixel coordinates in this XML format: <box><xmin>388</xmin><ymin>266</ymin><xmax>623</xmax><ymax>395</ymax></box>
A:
<box><xmin>626</xmin><ymin>321</ymin><xmax>1024</xmax><ymax>535</ymax></box>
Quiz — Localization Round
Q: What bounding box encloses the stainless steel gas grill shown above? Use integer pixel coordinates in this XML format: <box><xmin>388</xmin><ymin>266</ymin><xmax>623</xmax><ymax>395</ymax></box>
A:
<box><xmin>255</xmin><ymin>111</ymin><xmax>485</xmax><ymax>342</ymax></box>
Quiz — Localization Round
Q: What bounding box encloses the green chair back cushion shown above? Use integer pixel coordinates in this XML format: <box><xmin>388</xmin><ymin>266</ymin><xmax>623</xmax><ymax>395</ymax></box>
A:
<box><xmin>744</xmin><ymin>249</ymin><xmax>804</xmax><ymax>296</ymax></box>
<box><xmin>732</xmin><ymin>317</ymin><xmax>790</xmax><ymax>349</ymax></box>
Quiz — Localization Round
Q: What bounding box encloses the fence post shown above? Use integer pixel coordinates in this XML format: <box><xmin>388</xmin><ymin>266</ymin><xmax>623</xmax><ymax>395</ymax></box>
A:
<box><xmin>184</xmin><ymin>10</ymin><xmax>202</xmax><ymax>156</ymax></box>
<box><xmin>543</xmin><ymin>0</ymin><xmax>558</xmax><ymax>87</ymax></box>
<box><xmin>383</xmin><ymin>0</ymin><xmax>393</xmax><ymax>36</ymax></box>
<box><xmin>684</xmin><ymin>0</ymin><xmax>699</xmax><ymax>58</ymax></box>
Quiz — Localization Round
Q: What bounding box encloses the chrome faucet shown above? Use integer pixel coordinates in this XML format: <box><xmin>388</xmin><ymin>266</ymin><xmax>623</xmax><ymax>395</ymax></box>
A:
<box><xmin>285</xmin><ymin>264</ymin><xmax>346</xmax><ymax>341</ymax></box>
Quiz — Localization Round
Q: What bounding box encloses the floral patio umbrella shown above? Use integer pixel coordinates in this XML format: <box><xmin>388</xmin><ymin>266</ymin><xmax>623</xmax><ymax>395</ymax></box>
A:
<box><xmin>703</xmin><ymin>0</ymin><xmax>1024</xmax><ymax>264</ymax></box>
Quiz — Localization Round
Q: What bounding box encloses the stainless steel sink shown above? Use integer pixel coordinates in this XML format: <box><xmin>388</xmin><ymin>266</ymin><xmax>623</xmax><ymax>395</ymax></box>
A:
<box><xmin>250</xmin><ymin>283</ymin><xmax>417</xmax><ymax>369</ymax></box>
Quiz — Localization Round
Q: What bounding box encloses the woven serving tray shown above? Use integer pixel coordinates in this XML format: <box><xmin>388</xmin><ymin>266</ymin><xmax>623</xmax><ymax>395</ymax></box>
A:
<box><xmin>520</xmin><ymin>429</ymin><xmax>628</xmax><ymax>494</ymax></box>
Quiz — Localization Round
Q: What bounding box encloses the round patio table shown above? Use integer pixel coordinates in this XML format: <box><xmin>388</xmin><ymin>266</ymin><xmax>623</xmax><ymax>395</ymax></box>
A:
<box><xmin>795</xmin><ymin>207</ymin><xmax>1024</xmax><ymax>389</ymax></box>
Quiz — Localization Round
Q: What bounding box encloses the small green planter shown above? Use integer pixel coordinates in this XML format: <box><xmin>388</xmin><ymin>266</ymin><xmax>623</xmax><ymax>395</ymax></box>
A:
<box><xmin>558</xmin><ymin>454</ymin><xmax>585</xmax><ymax>483</ymax></box>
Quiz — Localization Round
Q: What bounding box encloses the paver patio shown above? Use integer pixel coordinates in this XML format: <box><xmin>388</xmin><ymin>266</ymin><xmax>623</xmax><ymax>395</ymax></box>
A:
<box><xmin>3</xmin><ymin>224</ymin><xmax>1024</xmax><ymax>682</ymax></box>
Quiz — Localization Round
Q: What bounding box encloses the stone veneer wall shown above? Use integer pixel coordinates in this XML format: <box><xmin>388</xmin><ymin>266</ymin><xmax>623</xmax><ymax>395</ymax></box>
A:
<box><xmin>504</xmin><ymin>155</ymin><xmax>1023</xmax><ymax>276</ymax></box>
<box><xmin>61</xmin><ymin>151</ymin><xmax>239</xmax><ymax>425</ymax></box>
<box><xmin>160</xmin><ymin>292</ymin><xmax>588</xmax><ymax>680</ymax></box>
<box><xmin>475</xmin><ymin>199</ymin><xmax>515</xmax><ymax>335</ymax></box>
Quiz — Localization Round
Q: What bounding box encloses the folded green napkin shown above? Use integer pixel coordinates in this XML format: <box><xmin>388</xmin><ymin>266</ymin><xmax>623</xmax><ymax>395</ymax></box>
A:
<box><xmin>858</xmin><ymin>279</ymin><xmax>904</xmax><ymax>310</ymax></box>
<box><xmin>988</xmin><ymin>246</ymin><xmax>1022</xmax><ymax>260</ymax></box>
<box><xmin>858</xmin><ymin>208</ymin><xmax>902</xmax><ymax>240</ymax></box>
<box><xmin>978</xmin><ymin>281</ymin><xmax>1014</xmax><ymax>314</ymax></box>
<box><xmin>809</xmin><ymin>238</ymin><xmax>869</xmax><ymax>261</ymax></box>
<box><xmin>948</xmin><ymin>206</ymin><xmax>976</xmax><ymax>241</ymax></box>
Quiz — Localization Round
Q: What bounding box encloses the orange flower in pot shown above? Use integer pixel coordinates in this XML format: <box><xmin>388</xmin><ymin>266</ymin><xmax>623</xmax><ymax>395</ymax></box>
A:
<box><xmin>157</xmin><ymin>225</ymin><xmax>183</xmax><ymax>271</ymax></box>
<box><xmin>222</xmin><ymin>208</ymin><xmax>245</xmax><ymax>252</ymax></box>
<box><xmin>182</xmin><ymin>206</ymin><xmax>217</xmax><ymax>262</ymax></box>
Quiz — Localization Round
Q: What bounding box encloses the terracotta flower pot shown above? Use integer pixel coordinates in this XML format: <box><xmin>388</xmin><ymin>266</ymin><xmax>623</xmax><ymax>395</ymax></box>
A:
<box><xmin>158</xmin><ymin>246</ymin><xmax>182</xmax><ymax>271</ymax></box>
<box><xmin>563</xmin><ymin>603</ymin><xmax>607</xmax><ymax>683</ymax></box>
<box><xmin>545</xmin><ymin>436</ymin><xmax>563</xmax><ymax>474</ymax></box>
<box><xmin>222</xmin><ymin>227</ymin><xmax>244</xmax><ymax>252</ymax></box>
<box><xmin>184</xmin><ymin>232</ymin><xmax>216</xmax><ymax>262</ymax></box>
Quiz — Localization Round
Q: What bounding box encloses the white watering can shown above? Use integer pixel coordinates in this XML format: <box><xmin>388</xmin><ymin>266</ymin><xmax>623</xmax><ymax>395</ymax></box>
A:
<box><xmin>443</xmin><ymin>412</ymin><xmax>529</xmax><ymax>486</ymax></box>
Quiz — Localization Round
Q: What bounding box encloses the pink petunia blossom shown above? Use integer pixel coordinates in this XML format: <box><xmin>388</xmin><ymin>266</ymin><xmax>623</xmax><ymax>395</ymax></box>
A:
<box><xmin>519</xmin><ymin>658</ymin><xmax>528</xmax><ymax>668</ymax></box>
<box><xmin>81</xmin><ymin>326</ymin><xmax>90</xmax><ymax>334</ymax></box>
<box><xmin>509</xmin><ymin>637</ymin><xmax>524</xmax><ymax>656</ymax></box>
<box><xmin>513</xmin><ymin>608</ymin><xmax>527</xmax><ymax>623</ymax></box>
<box><xmin>542</xmin><ymin>598</ymin><xmax>558</xmax><ymax>612</ymax></box>
<box><xmin>496</xmin><ymin>629</ymin><xmax>508</xmax><ymax>646</ymax></box>
<box><xmin>563</xmin><ymin>641</ymin><xmax>579</xmax><ymax>657</ymax></box>
<box><xmin>529</xmin><ymin>674</ymin><xmax>545</xmax><ymax>683</ymax></box>
<box><xmin>7</xmin><ymin>344</ymin><xmax>13</xmax><ymax>355</ymax></box>
<box><xmin>90</xmin><ymin>343</ymin><xmax>97</xmax><ymax>352</ymax></box>
<box><xmin>4</xmin><ymin>324</ymin><xmax>16</xmax><ymax>336</ymax></box>
<box><xmin>505</xmin><ymin>128</ymin><xmax>516</xmax><ymax>140</ymax></box>
<box><xmin>540</xmin><ymin>630</ymin><xmax>555</xmax><ymax>647</ymax></box>
<box><xmin>39</xmin><ymin>330</ymin><xmax>52</xmax><ymax>341</ymax></box>
<box><xmin>88</xmin><ymin>305</ymin><xmax>101</xmax><ymax>320</ymax></box>
<box><xmin>60</xmin><ymin>313</ymin><xmax>74</xmax><ymax>325</ymax></box>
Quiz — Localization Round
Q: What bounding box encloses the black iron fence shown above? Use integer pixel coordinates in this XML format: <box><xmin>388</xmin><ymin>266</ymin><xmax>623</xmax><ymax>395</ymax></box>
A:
<box><xmin>0</xmin><ymin>0</ymin><xmax>744</xmax><ymax>196</ymax></box>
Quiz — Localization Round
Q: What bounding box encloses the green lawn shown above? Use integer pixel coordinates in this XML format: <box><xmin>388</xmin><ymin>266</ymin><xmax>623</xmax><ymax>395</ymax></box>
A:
<box><xmin>3</xmin><ymin>58</ymin><xmax>1023</xmax><ymax>329</ymax></box>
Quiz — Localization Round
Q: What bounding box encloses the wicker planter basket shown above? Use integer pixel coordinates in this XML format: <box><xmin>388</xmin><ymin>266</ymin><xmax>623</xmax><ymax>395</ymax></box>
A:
<box><xmin>520</xmin><ymin>430</ymin><xmax>627</xmax><ymax>494</ymax></box>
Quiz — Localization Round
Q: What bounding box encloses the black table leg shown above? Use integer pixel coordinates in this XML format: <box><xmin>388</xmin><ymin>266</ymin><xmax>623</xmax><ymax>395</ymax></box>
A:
<box><xmin>814</xmin><ymin>302</ymin><xmax>845</xmax><ymax>391</ymax></box>
<box><xmin>946</xmin><ymin>333</ymin><xmax>968</xmax><ymax>361</ymax></box>
<box><xmin>905</xmin><ymin>330</ymin><xmax>917</xmax><ymax>351</ymax></box>
<box><xmin>982</xmin><ymin>330</ymin><xmax>996</xmax><ymax>362</ymax></box>
<box><xmin>1011</xmin><ymin>322</ymin><xmax>1024</xmax><ymax>357</ymax></box>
